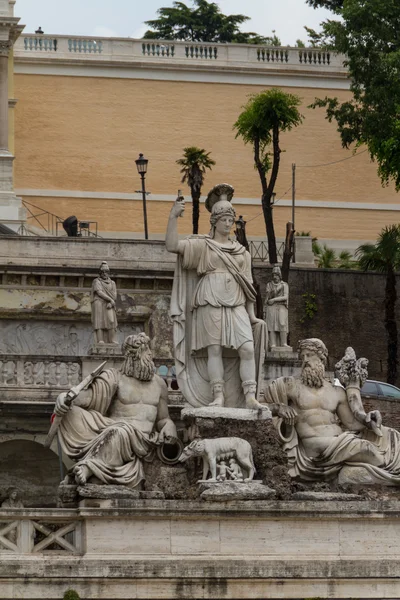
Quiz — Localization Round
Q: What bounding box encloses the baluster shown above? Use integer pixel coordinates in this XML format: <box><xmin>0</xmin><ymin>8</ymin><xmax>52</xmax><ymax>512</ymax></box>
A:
<box><xmin>98</xmin><ymin>41</ymin><xmax>103</xmax><ymax>53</ymax></box>
<box><xmin>24</xmin><ymin>38</ymin><xmax>28</xmax><ymax>50</ymax></box>
<box><xmin>44</xmin><ymin>361</ymin><xmax>50</xmax><ymax>387</ymax></box>
<box><xmin>171</xmin><ymin>45</ymin><xmax>175</xmax><ymax>57</ymax></box>
<box><xmin>214</xmin><ymin>46</ymin><xmax>217</xmax><ymax>59</ymax></box>
<box><xmin>166</xmin><ymin>366</ymin><xmax>173</xmax><ymax>391</ymax></box>
<box><xmin>326</xmin><ymin>52</ymin><xmax>330</xmax><ymax>65</ymax></box>
<box><xmin>55</xmin><ymin>362</ymin><xmax>61</xmax><ymax>387</ymax></box>
<box><xmin>0</xmin><ymin>362</ymin><xmax>4</xmax><ymax>386</ymax></box>
<box><xmin>284</xmin><ymin>50</ymin><xmax>289</xmax><ymax>63</ymax></box>
<box><xmin>142</xmin><ymin>43</ymin><xmax>145</xmax><ymax>55</ymax></box>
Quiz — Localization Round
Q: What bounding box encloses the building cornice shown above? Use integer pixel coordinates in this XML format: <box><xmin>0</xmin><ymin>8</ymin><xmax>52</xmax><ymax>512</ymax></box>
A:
<box><xmin>13</xmin><ymin>34</ymin><xmax>349</xmax><ymax>89</ymax></box>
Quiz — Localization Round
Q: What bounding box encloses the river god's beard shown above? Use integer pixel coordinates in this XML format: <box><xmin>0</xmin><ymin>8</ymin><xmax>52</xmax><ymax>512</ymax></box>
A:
<box><xmin>301</xmin><ymin>362</ymin><xmax>325</xmax><ymax>388</ymax></box>
<box><xmin>122</xmin><ymin>346</ymin><xmax>155</xmax><ymax>381</ymax></box>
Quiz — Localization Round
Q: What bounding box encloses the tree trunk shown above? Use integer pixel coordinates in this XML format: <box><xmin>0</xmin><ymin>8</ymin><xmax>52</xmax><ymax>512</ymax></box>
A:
<box><xmin>281</xmin><ymin>222</ymin><xmax>295</xmax><ymax>282</ymax></box>
<box><xmin>385</xmin><ymin>265</ymin><xmax>398</xmax><ymax>385</ymax></box>
<box><xmin>262</xmin><ymin>199</ymin><xmax>277</xmax><ymax>265</ymax></box>
<box><xmin>192</xmin><ymin>188</ymin><xmax>201</xmax><ymax>235</ymax></box>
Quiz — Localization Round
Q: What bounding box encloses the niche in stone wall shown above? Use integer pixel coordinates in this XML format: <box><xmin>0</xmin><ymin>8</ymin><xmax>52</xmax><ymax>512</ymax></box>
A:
<box><xmin>0</xmin><ymin>440</ymin><xmax>64</xmax><ymax>507</ymax></box>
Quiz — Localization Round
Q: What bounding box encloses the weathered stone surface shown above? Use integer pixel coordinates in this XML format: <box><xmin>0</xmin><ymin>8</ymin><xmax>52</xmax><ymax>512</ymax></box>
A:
<box><xmin>338</xmin><ymin>465</ymin><xmax>383</xmax><ymax>486</ymax></box>
<box><xmin>200</xmin><ymin>480</ymin><xmax>275</xmax><ymax>501</ymax></box>
<box><xmin>292</xmin><ymin>490</ymin><xmax>361</xmax><ymax>501</ymax></box>
<box><xmin>77</xmin><ymin>484</ymin><xmax>140</xmax><ymax>499</ymax></box>
<box><xmin>139</xmin><ymin>490</ymin><xmax>165</xmax><ymax>499</ymax></box>
<box><xmin>182</xmin><ymin>405</ymin><xmax>272</xmax><ymax>420</ymax></box>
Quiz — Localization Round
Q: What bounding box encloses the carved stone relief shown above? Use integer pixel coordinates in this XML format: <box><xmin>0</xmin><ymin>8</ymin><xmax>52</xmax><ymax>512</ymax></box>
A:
<box><xmin>0</xmin><ymin>321</ymin><xmax>144</xmax><ymax>356</ymax></box>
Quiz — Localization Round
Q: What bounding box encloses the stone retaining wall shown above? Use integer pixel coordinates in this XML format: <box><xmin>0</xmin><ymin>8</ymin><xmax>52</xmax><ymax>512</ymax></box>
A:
<box><xmin>1</xmin><ymin>501</ymin><xmax>400</xmax><ymax>599</ymax></box>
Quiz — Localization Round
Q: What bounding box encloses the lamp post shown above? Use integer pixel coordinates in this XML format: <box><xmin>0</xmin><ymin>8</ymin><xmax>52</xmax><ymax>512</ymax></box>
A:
<box><xmin>135</xmin><ymin>153</ymin><xmax>149</xmax><ymax>240</ymax></box>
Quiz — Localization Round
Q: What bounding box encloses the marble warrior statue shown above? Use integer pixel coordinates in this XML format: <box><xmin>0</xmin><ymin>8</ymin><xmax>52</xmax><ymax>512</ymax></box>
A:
<box><xmin>91</xmin><ymin>261</ymin><xmax>118</xmax><ymax>345</ymax></box>
<box><xmin>167</xmin><ymin>184</ymin><xmax>268</xmax><ymax>409</ymax></box>
<box><xmin>265</xmin><ymin>265</ymin><xmax>289</xmax><ymax>349</ymax></box>
<box><xmin>54</xmin><ymin>333</ymin><xmax>177</xmax><ymax>488</ymax></box>
<box><xmin>265</xmin><ymin>338</ymin><xmax>400</xmax><ymax>485</ymax></box>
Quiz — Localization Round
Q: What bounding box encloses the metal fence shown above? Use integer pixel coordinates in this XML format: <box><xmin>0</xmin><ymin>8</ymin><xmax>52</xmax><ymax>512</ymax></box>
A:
<box><xmin>249</xmin><ymin>241</ymin><xmax>285</xmax><ymax>263</ymax></box>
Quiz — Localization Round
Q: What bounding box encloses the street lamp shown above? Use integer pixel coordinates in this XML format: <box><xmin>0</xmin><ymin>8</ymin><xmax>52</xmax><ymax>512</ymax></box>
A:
<box><xmin>135</xmin><ymin>153</ymin><xmax>149</xmax><ymax>240</ymax></box>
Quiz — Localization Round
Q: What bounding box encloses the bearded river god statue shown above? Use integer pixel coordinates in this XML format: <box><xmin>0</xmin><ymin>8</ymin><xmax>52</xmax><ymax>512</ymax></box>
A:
<box><xmin>166</xmin><ymin>184</ymin><xmax>268</xmax><ymax>410</ymax></box>
<box><xmin>53</xmin><ymin>333</ymin><xmax>177</xmax><ymax>488</ymax></box>
<box><xmin>265</xmin><ymin>338</ymin><xmax>400</xmax><ymax>485</ymax></box>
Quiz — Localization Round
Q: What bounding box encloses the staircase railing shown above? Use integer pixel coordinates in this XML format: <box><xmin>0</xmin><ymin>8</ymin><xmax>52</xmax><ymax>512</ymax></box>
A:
<box><xmin>20</xmin><ymin>200</ymin><xmax>101</xmax><ymax>237</ymax></box>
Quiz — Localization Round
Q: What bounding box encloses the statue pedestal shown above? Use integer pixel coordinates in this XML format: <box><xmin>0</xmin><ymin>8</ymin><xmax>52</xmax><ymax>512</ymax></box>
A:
<box><xmin>264</xmin><ymin>350</ymin><xmax>302</xmax><ymax>382</ymax></box>
<box><xmin>82</xmin><ymin>351</ymin><xmax>123</xmax><ymax>377</ymax></box>
<box><xmin>89</xmin><ymin>343</ymin><xmax>121</xmax><ymax>355</ymax></box>
<box><xmin>199</xmin><ymin>480</ymin><xmax>275</xmax><ymax>501</ymax></box>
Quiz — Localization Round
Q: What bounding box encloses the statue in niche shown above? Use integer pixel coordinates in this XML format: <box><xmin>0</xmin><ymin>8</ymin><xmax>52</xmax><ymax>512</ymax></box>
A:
<box><xmin>265</xmin><ymin>265</ymin><xmax>290</xmax><ymax>350</ymax></box>
<box><xmin>91</xmin><ymin>261</ymin><xmax>118</xmax><ymax>345</ymax></box>
<box><xmin>167</xmin><ymin>184</ymin><xmax>268</xmax><ymax>409</ymax></box>
<box><xmin>264</xmin><ymin>338</ymin><xmax>400</xmax><ymax>485</ymax></box>
<box><xmin>1</xmin><ymin>487</ymin><xmax>24</xmax><ymax>508</ymax></box>
<box><xmin>54</xmin><ymin>333</ymin><xmax>177</xmax><ymax>487</ymax></box>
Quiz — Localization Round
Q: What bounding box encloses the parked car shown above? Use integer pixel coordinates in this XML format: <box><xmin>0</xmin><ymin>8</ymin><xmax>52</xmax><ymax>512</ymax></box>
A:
<box><xmin>361</xmin><ymin>380</ymin><xmax>400</xmax><ymax>399</ymax></box>
<box><xmin>333</xmin><ymin>378</ymin><xmax>400</xmax><ymax>399</ymax></box>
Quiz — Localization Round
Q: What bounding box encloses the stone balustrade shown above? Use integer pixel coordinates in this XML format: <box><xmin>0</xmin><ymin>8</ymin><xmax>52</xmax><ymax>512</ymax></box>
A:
<box><xmin>0</xmin><ymin>355</ymin><xmax>81</xmax><ymax>388</ymax></box>
<box><xmin>0</xmin><ymin>512</ymin><xmax>82</xmax><ymax>554</ymax></box>
<box><xmin>15</xmin><ymin>34</ymin><xmax>345</xmax><ymax>73</ymax></box>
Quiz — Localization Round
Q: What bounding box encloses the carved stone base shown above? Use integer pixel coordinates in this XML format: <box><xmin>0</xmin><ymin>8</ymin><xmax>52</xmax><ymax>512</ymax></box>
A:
<box><xmin>268</xmin><ymin>346</ymin><xmax>294</xmax><ymax>355</ymax></box>
<box><xmin>89</xmin><ymin>343</ymin><xmax>122</xmax><ymax>356</ymax></box>
<box><xmin>182</xmin><ymin>405</ymin><xmax>272</xmax><ymax>421</ymax></box>
<box><xmin>199</xmin><ymin>480</ymin><xmax>275</xmax><ymax>501</ymax></box>
<box><xmin>78</xmin><ymin>483</ymin><xmax>140</xmax><ymax>499</ymax></box>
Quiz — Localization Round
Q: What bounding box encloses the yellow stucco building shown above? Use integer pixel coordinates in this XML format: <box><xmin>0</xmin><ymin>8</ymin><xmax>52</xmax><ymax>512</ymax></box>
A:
<box><xmin>9</xmin><ymin>34</ymin><xmax>400</xmax><ymax>250</ymax></box>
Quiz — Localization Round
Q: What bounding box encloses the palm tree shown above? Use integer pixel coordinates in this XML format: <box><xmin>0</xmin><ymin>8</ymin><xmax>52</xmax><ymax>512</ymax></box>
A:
<box><xmin>338</xmin><ymin>250</ymin><xmax>353</xmax><ymax>269</ymax></box>
<box><xmin>176</xmin><ymin>147</ymin><xmax>215</xmax><ymax>234</ymax></box>
<box><xmin>356</xmin><ymin>225</ymin><xmax>400</xmax><ymax>385</ymax></box>
<box><xmin>313</xmin><ymin>242</ymin><xmax>337</xmax><ymax>269</ymax></box>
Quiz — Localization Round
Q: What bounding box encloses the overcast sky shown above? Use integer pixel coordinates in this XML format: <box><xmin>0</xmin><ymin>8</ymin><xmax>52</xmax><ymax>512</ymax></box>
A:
<box><xmin>15</xmin><ymin>0</ymin><xmax>333</xmax><ymax>46</ymax></box>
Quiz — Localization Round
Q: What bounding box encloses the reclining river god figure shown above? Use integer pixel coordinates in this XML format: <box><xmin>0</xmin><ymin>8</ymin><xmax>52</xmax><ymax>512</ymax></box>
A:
<box><xmin>166</xmin><ymin>183</ymin><xmax>267</xmax><ymax>409</ymax></box>
<box><xmin>54</xmin><ymin>333</ymin><xmax>177</xmax><ymax>487</ymax></box>
<box><xmin>264</xmin><ymin>338</ymin><xmax>400</xmax><ymax>485</ymax></box>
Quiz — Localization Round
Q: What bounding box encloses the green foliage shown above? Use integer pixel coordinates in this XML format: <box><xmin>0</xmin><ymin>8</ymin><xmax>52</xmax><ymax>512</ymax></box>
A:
<box><xmin>307</xmin><ymin>0</ymin><xmax>400</xmax><ymax>190</ymax></box>
<box><xmin>143</xmin><ymin>0</ymin><xmax>279</xmax><ymax>44</ymax></box>
<box><xmin>313</xmin><ymin>242</ymin><xmax>357</xmax><ymax>269</ymax></box>
<box><xmin>356</xmin><ymin>225</ymin><xmax>400</xmax><ymax>273</ymax></box>
<box><xmin>296</xmin><ymin>26</ymin><xmax>327</xmax><ymax>48</ymax></box>
<box><xmin>356</xmin><ymin>224</ymin><xmax>400</xmax><ymax>385</ymax></box>
<box><xmin>313</xmin><ymin>241</ymin><xmax>337</xmax><ymax>268</ymax></box>
<box><xmin>176</xmin><ymin>146</ymin><xmax>215</xmax><ymax>234</ymax></box>
<box><xmin>234</xmin><ymin>89</ymin><xmax>303</xmax><ymax>173</ymax></box>
<box><xmin>63</xmin><ymin>591</ymin><xmax>81</xmax><ymax>600</ymax></box>
<box><xmin>296</xmin><ymin>231</ymin><xmax>311</xmax><ymax>236</ymax></box>
<box><xmin>299</xmin><ymin>292</ymin><xmax>318</xmax><ymax>324</ymax></box>
<box><xmin>338</xmin><ymin>250</ymin><xmax>353</xmax><ymax>269</ymax></box>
